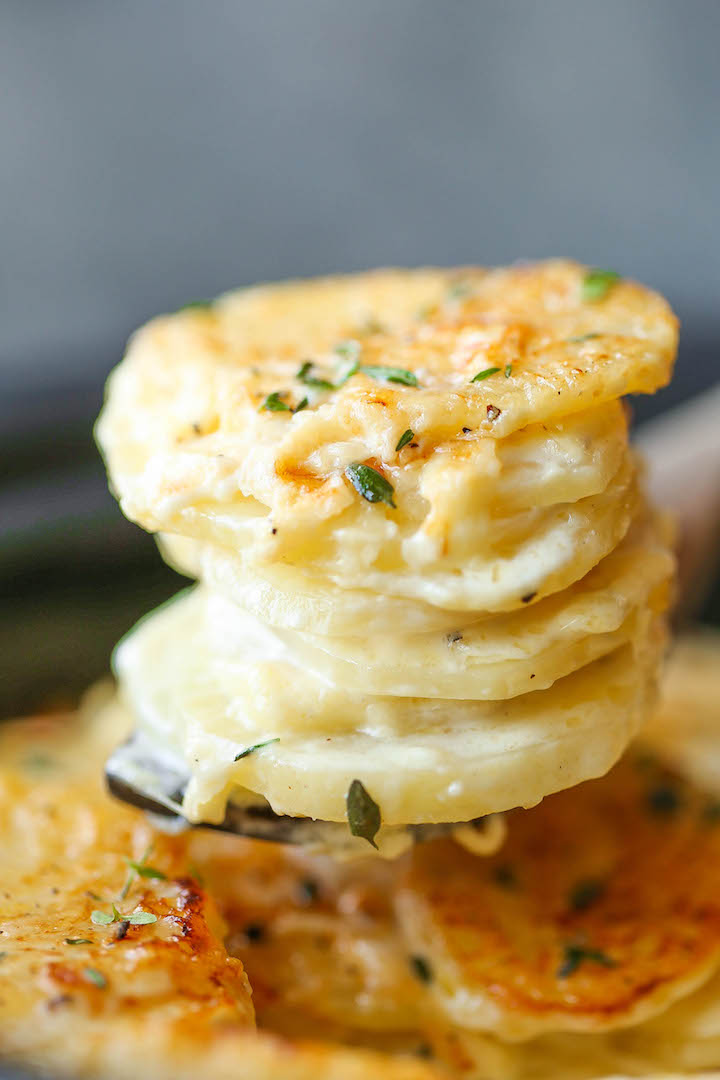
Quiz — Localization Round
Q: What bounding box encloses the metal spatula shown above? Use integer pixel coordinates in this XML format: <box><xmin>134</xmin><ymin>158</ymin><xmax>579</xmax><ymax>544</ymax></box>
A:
<box><xmin>105</xmin><ymin>731</ymin><xmax>501</xmax><ymax>853</ymax></box>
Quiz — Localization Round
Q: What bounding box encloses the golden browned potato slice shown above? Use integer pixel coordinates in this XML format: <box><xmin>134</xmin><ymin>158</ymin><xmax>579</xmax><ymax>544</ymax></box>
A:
<box><xmin>96</xmin><ymin>261</ymin><xmax>676</xmax><ymax>605</ymax></box>
<box><xmin>0</xmin><ymin>699</ymin><xmax>255</xmax><ymax>1050</ymax></box>
<box><xmin>0</xmin><ymin>700</ymin><xmax>442</xmax><ymax>1080</ymax></box>
<box><xmin>396</xmin><ymin>755</ymin><xmax>720</xmax><ymax>1041</ymax></box>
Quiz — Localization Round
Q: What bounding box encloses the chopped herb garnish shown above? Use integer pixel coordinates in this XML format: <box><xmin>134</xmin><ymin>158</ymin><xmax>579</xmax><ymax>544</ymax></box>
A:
<box><xmin>504</xmin><ymin>363</ymin><xmax>512</xmax><ymax>377</ymax></box>
<box><xmin>126</xmin><ymin>860</ymin><xmax>166</xmax><ymax>882</ymax></box>
<box><xmin>647</xmin><ymin>784</ymin><xmax>681</xmax><ymax>817</ymax></box>
<box><xmin>471</xmin><ymin>366</ymin><xmax>501</xmax><ymax>383</ymax></box>
<box><xmin>521</xmin><ymin>592</ymin><xmax>537</xmax><ymax>604</ymax></box>
<box><xmin>92</xmin><ymin>905</ymin><xmax>156</xmax><ymax>927</ymax></box>
<box><xmin>23</xmin><ymin>752</ymin><xmax>54</xmax><ymax>770</ymax></box>
<box><xmin>346</xmin><ymin>779</ymin><xmax>381</xmax><ymax>849</ymax></box>
<box><xmin>65</xmin><ymin>938</ymin><xmax>92</xmax><ymax>946</ymax></box>
<box><xmin>361</xmin><ymin>364</ymin><xmax>419</xmax><ymax>387</ymax></box>
<box><xmin>233</xmin><ymin>737</ymin><xmax>280</xmax><ymax>762</ymax></box>
<box><xmin>334</xmin><ymin>341</ymin><xmax>362</xmax><ymax>383</ymax></box>
<box><xmin>395</xmin><ymin>428</ymin><xmax>414</xmax><ymax>452</ymax></box>
<box><xmin>581</xmin><ymin>269</ymin><xmax>620</xmax><ymax>303</ymax></box>
<box><xmin>296</xmin><ymin>361</ymin><xmax>334</xmax><ymax>390</ymax></box>
<box><xmin>125</xmin><ymin>911</ymin><xmax>157</xmax><ymax>925</ymax></box>
<box><xmin>409</xmin><ymin>955</ymin><xmax>434</xmax><ymax>983</ymax></box>
<box><xmin>462</xmin><ymin>426</ymin><xmax>472</xmax><ymax>434</ymax></box>
<box><xmin>298</xmin><ymin>878</ymin><xmax>319</xmax><ymax>904</ymax></box>
<box><xmin>493</xmin><ymin>864</ymin><xmax>517</xmax><ymax>890</ymax></box>
<box><xmin>447</xmin><ymin>281</ymin><xmax>472</xmax><ymax>300</ymax></box>
<box><xmin>91</xmin><ymin>910</ymin><xmax>114</xmax><ymax>926</ymax></box>
<box><xmin>567</xmin><ymin>332</ymin><xmax>601</xmax><ymax>343</ymax></box>
<box><xmin>569</xmin><ymin>878</ymin><xmax>605</xmax><ymax>912</ymax></box>
<box><xmin>293</xmin><ymin>396</ymin><xmax>309</xmax><ymax>413</ymax></box>
<box><xmin>83</xmin><ymin>967</ymin><xmax>107</xmax><ymax>988</ymax></box>
<box><xmin>120</xmin><ymin>844</ymin><xmax>162</xmax><ymax>900</ymax></box>
<box><xmin>333</xmin><ymin>340</ymin><xmax>362</xmax><ymax>385</ymax></box>
<box><xmin>178</xmin><ymin>299</ymin><xmax>211</xmax><ymax>312</ymax></box>
<box><xmin>557</xmin><ymin>944</ymin><xmax>615</xmax><ymax>978</ymax></box>
<box><xmin>261</xmin><ymin>392</ymin><xmax>291</xmax><ymax>412</ymax></box>
<box><xmin>345</xmin><ymin>463</ymin><xmax>396</xmax><ymax>508</ymax></box>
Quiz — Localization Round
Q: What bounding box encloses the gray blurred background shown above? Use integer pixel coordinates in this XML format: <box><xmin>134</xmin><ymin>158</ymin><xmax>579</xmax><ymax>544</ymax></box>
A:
<box><xmin>1</xmin><ymin>0</ymin><xmax>718</xmax><ymax>711</ymax></box>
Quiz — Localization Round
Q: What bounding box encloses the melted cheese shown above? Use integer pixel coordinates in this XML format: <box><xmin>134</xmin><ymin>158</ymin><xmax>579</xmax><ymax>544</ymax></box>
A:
<box><xmin>96</xmin><ymin>262</ymin><xmax>675</xmax><ymax>608</ymax></box>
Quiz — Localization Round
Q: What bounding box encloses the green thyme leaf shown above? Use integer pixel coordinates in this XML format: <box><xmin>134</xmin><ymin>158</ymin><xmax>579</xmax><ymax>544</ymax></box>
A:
<box><xmin>567</xmin><ymin>332</ymin><xmax>601</xmax><ymax>343</ymax></box>
<box><xmin>261</xmin><ymin>392</ymin><xmax>291</xmax><ymax>412</ymax></box>
<box><xmin>296</xmin><ymin>361</ymin><xmax>334</xmax><ymax>390</ymax></box>
<box><xmin>334</xmin><ymin>341</ymin><xmax>362</xmax><ymax>384</ymax></box>
<box><xmin>344</xmin><ymin>463</ymin><xmax>396</xmax><ymax>508</ymax></box>
<box><xmin>178</xmin><ymin>299</ymin><xmax>211</xmax><ymax>312</ymax></box>
<box><xmin>293</xmin><ymin>396</ymin><xmax>309</xmax><ymax>413</ymax></box>
<box><xmin>569</xmin><ymin>878</ymin><xmax>605</xmax><ymax>912</ymax></box>
<box><xmin>395</xmin><ymin>428</ymin><xmax>414</xmax><ymax>452</ymax></box>
<box><xmin>233</xmin><ymin>737</ymin><xmax>280</xmax><ymax>762</ymax></box>
<box><xmin>23</xmin><ymin>752</ymin><xmax>54</xmax><ymax>770</ymax></box>
<box><xmin>504</xmin><ymin>363</ymin><xmax>512</xmax><ymax>377</ymax></box>
<box><xmin>126</xmin><ymin>861</ymin><xmax>166</xmax><ymax>882</ymax></box>
<box><xmin>83</xmin><ymin>967</ymin><xmax>107</xmax><ymax>988</ymax></box>
<box><xmin>471</xmin><ymin>366</ymin><xmax>501</xmax><ymax>383</ymax></box>
<box><xmin>334</xmin><ymin>340</ymin><xmax>362</xmax><ymax>385</ymax></box>
<box><xmin>125</xmin><ymin>911</ymin><xmax>158</xmax><ymax>925</ymax></box>
<box><xmin>409</xmin><ymin>955</ymin><xmax>434</xmax><ymax>983</ymax></box>
<box><xmin>361</xmin><ymin>365</ymin><xmax>419</xmax><ymax>387</ymax></box>
<box><xmin>65</xmin><ymin>938</ymin><xmax>92</xmax><ymax>946</ymax></box>
<box><xmin>581</xmin><ymin>269</ymin><xmax>620</xmax><ymax>303</ymax></box>
<box><xmin>447</xmin><ymin>281</ymin><xmax>472</xmax><ymax>301</ymax></box>
<box><xmin>557</xmin><ymin>944</ymin><xmax>615</xmax><ymax>978</ymax></box>
<box><xmin>346</xmin><ymin>779</ymin><xmax>381</xmax><ymax>848</ymax></box>
<box><xmin>91</xmin><ymin>910</ymin><xmax>114</xmax><ymax>926</ymax></box>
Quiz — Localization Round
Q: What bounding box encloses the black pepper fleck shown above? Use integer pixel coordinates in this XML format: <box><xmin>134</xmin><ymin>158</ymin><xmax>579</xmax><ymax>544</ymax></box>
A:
<box><xmin>243</xmin><ymin>923</ymin><xmax>266</xmax><ymax>944</ymax></box>
<box><xmin>409</xmin><ymin>955</ymin><xmax>433</xmax><ymax>983</ymax></box>
<box><xmin>647</xmin><ymin>784</ymin><xmax>681</xmax><ymax>817</ymax></box>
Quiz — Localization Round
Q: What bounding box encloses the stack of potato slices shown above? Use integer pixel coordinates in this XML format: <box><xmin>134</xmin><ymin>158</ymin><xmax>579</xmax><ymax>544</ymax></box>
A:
<box><xmin>97</xmin><ymin>260</ymin><xmax>676</xmax><ymax>854</ymax></box>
